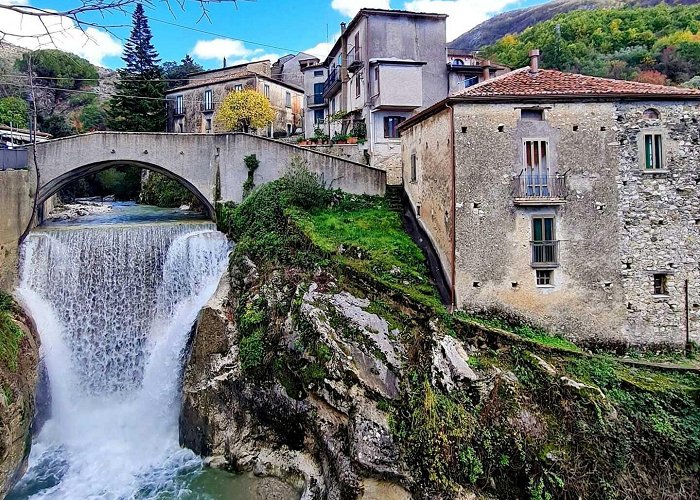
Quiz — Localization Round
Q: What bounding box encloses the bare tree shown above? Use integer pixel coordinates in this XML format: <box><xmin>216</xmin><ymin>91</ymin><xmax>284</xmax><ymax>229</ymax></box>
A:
<box><xmin>0</xmin><ymin>1</ymin><xmax>244</xmax><ymax>42</ymax></box>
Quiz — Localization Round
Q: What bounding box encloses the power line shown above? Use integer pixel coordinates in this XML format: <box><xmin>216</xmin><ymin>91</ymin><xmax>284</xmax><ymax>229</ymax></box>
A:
<box><xmin>2</xmin><ymin>73</ymin><xmax>204</xmax><ymax>84</ymax></box>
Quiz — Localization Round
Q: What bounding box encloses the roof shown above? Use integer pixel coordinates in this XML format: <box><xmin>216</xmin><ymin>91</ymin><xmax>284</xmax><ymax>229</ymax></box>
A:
<box><xmin>166</xmin><ymin>72</ymin><xmax>304</xmax><ymax>93</ymax></box>
<box><xmin>452</xmin><ymin>67</ymin><xmax>700</xmax><ymax>99</ymax></box>
<box><xmin>400</xmin><ymin>67</ymin><xmax>700</xmax><ymax>131</ymax></box>
<box><xmin>323</xmin><ymin>8</ymin><xmax>448</xmax><ymax>65</ymax></box>
<box><xmin>186</xmin><ymin>59</ymin><xmax>270</xmax><ymax>78</ymax></box>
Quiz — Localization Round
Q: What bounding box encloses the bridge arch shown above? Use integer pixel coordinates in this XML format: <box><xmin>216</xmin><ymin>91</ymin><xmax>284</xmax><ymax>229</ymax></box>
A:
<box><xmin>37</xmin><ymin>160</ymin><xmax>216</xmax><ymax>220</ymax></box>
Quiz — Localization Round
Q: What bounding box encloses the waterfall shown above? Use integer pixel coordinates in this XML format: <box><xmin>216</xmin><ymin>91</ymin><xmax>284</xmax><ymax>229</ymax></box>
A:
<box><xmin>10</xmin><ymin>221</ymin><xmax>230</xmax><ymax>499</ymax></box>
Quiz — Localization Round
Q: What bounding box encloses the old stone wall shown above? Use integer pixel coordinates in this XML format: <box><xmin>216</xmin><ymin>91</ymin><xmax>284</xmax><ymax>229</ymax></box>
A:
<box><xmin>451</xmin><ymin>102</ymin><xmax>628</xmax><ymax>344</ymax></box>
<box><xmin>401</xmin><ymin>107</ymin><xmax>454</xmax><ymax>289</ymax></box>
<box><xmin>0</xmin><ymin>170</ymin><xmax>35</xmax><ymax>292</ymax></box>
<box><xmin>616</xmin><ymin>101</ymin><xmax>700</xmax><ymax>345</ymax></box>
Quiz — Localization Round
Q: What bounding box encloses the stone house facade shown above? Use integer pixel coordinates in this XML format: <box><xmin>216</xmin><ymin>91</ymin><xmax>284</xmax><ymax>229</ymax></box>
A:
<box><xmin>166</xmin><ymin>60</ymin><xmax>304</xmax><ymax>138</ymax></box>
<box><xmin>400</xmin><ymin>51</ymin><xmax>700</xmax><ymax>347</ymax></box>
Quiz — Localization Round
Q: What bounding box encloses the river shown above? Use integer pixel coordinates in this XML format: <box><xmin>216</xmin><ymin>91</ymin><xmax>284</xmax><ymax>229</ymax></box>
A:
<box><xmin>7</xmin><ymin>203</ymin><xmax>285</xmax><ymax>499</ymax></box>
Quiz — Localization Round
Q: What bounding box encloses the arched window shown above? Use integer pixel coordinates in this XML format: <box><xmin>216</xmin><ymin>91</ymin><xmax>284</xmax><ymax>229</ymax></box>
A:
<box><xmin>452</xmin><ymin>58</ymin><xmax>464</xmax><ymax>66</ymax></box>
<box><xmin>643</xmin><ymin>108</ymin><xmax>660</xmax><ymax>119</ymax></box>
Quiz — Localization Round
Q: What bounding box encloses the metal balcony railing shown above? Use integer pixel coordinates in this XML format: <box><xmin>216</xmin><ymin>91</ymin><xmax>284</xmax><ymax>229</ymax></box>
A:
<box><xmin>323</xmin><ymin>67</ymin><xmax>341</xmax><ymax>96</ymax></box>
<box><xmin>307</xmin><ymin>94</ymin><xmax>325</xmax><ymax>106</ymax></box>
<box><xmin>512</xmin><ymin>173</ymin><xmax>567</xmax><ymax>203</ymax></box>
<box><xmin>0</xmin><ymin>148</ymin><xmax>28</xmax><ymax>170</ymax></box>
<box><xmin>531</xmin><ymin>240</ymin><xmax>560</xmax><ymax>268</ymax></box>
<box><xmin>348</xmin><ymin>47</ymin><xmax>362</xmax><ymax>72</ymax></box>
<box><xmin>200</xmin><ymin>102</ymin><xmax>215</xmax><ymax>112</ymax></box>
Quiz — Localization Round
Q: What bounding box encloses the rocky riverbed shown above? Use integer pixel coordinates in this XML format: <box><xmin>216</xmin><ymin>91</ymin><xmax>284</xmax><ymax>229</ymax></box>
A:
<box><xmin>46</xmin><ymin>200</ymin><xmax>112</xmax><ymax>222</ymax></box>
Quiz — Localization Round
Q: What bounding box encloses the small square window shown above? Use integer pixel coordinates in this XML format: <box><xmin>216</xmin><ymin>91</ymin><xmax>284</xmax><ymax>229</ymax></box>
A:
<box><xmin>521</xmin><ymin>108</ymin><xmax>544</xmax><ymax>121</ymax></box>
<box><xmin>384</xmin><ymin>116</ymin><xmax>404</xmax><ymax>138</ymax></box>
<box><xmin>314</xmin><ymin>70</ymin><xmax>324</xmax><ymax>77</ymax></box>
<box><xmin>536</xmin><ymin>270</ymin><xmax>553</xmax><ymax>286</ymax></box>
<box><xmin>653</xmin><ymin>274</ymin><xmax>668</xmax><ymax>295</ymax></box>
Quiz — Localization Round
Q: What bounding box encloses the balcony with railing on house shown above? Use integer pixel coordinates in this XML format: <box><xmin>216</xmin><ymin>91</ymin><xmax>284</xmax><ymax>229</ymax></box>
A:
<box><xmin>307</xmin><ymin>93</ymin><xmax>325</xmax><ymax>107</ymax></box>
<box><xmin>512</xmin><ymin>173</ymin><xmax>567</xmax><ymax>205</ymax></box>
<box><xmin>347</xmin><ymin>46</ymin><xmax>363</xmax><ymax>72</ymax></box>
<box><xmin>531</xmin><ymin>240</ymin><xmax>560</xmax><ymax>268</ymax></box>
<box><xmin>323</xmin><ymin>67</ymin><xmax>341</xmax><ymax>97</ymax></box>
<box><xmin>0</xmin><ymin>147</ymin><xmax>29</xmax><ymax>171</ymax></box>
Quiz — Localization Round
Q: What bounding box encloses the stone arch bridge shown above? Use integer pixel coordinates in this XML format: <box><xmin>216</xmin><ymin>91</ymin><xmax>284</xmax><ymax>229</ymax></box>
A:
<box><xmin>0</xmin><ymin>132</ymin><xmax>385</xmax><ymax>290</ymax></box>
<box><xmin>31</xmin><ymin>132</ymin><xmax>386</xmax><ymax>218</ymax></box>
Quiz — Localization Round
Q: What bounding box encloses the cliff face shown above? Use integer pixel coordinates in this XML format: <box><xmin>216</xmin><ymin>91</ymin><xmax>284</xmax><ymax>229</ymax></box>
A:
<box><xmin>448</xmin><ymin>0</ymin><xmax>700</xmax><ymax>50</ymax></box>
<box><xmin>0</xmin><ymin>297</ymin><xmax>40</xmax><ymax>497</ymax></box>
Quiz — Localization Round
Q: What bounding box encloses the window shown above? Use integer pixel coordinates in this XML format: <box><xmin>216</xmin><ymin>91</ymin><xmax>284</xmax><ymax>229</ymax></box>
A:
<box><xmin>234</xmin><ymin>84</ymin><xmax>243</xmax><ymax>92</ymax></box>
<box><xmin>205</xmin><ymin>118</ymin><xmax>212</xmax><ymax>132</ymax></box>
<box><xmin>286</xmin><ymin>123</ymin><xmax>292</xmax><ymax>136</ymax></box>
<box><xmin>313</xmin><ymin>82</ymin><xmax>324</xmax><ymax>104</ymax></box>
<box><xmin>643</xmin><ymin>133</ymin><xmax>663</xmax><ymax>170</ymax></box>
<box><xmin>267</xmin><ymin>123</ymin><xmax>273</xmax><ymax>138</ymax></box>
<box><xmin>331</xmin><ymin>97</ymin><xmax>336</xmax><ymax>115</ymax></box>
<box><xmin>653</xmin><ymin>274</ymin><xmax>669</xmax><ymax>296</ymax></box>
<box><xmin>264</xmin><ymin>84</ymin><xmax>270</xmax><ymax>98</ymax></box>
<box><xmin>523</xmin><ymin>139</ymin><xmax>550</xmax><ymax>195</ymax></box>
<box><xmin>178</xmin><ymin>122</ymin><xmax>184</xmax><ymax>133</ymax></box>
<box><xmin>175</xmin><ymin>95</ymin><xmax>184</xmax><ymax>115</ymax></box>
<box><xmin>203</xmin><ymin>90</ymin><xmax>213</xmax><ymax>111</ymax></box>
<box><xmin>536</xmin><ymin>270</ymin><xmax>553</xmax><ymax>286</ymax></box>
<box><xmin>355</xmin><ymin>73</ymin><xmax>361</xmax><ymax>97</ymax></box>
<box><xmin>314</xmin><ymin>70</ymin><xmax>324</xmax><ymax>77</ymax></box>
<box><xmin>532</xmin><ymin>217</ymin><xmax>558</xmax><ymax>266</ymax></box>
<box><xmin>384</xmin><ymin>116</ymin><xmax>404</xmax><ymax>139</ymax></box>
<box><xmin>285</xmin><ymin>91</ymin><xmax>292</xmax><ymax>108</ymax></box>
<box><xmin>643</xmin><ymin>108</ymin><xmax>659</xmax><ymax>119</ymax></box>
<box><xmin>452</xmin><ymin>58</ymin><xmax>464</xmax><ymax>66</ymax></box>
<box><xmin>314</xmin><ymin>109</ymin><xmax>324</xmax><ymax>125</ymax></box>
<box><xmin>410</xmin><ymin>153</ymin><xmax>417</xmax><ymax>182</ymax></box>
<box><xmin>521</xmin><ymin>108</ymin><xmax>544</xmax><ymax>121</ymax></box>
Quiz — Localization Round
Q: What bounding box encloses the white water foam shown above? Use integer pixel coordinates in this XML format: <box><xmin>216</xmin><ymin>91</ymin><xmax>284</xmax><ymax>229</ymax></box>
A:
<box><xmin>11</xmin><ymin>222</ymin><xmax>230</xmax><ymax>499</ymax></box>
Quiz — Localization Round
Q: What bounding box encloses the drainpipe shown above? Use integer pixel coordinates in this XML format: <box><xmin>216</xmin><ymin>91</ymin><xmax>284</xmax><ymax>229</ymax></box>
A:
<box><xmin>448</xmin><ymin>103</ymin><xmax>457</xmax><ymax>310</ymax></box>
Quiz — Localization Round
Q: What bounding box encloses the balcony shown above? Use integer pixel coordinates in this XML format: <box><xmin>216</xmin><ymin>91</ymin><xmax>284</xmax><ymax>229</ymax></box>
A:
<box><xmin>0</xmin><ymin>148</ymin><xmax>28</xmax><ymax>170</ymax></box>
<box><xmin>531</xmin><ymin>240</ymin><xmax>560</xmax><ymax>268</ymax></box>
<box><xmin>512</xmin><ymin>174</ymin><xmax>567</xmax><ymax>205</ymax></box>
<box><xmin>307</xmin><ymin>94</ymin><xmax>326</xmax><ymax>107</ymax></box>
<box><xmin>347</xmin><ymin>47</ymin><xmax>363</xmax><ymax>72</ymax></box>
<box><xmin>323</xmin><ymin>67</ymin><xmax>341</xmax><ymax>98</ymax></box>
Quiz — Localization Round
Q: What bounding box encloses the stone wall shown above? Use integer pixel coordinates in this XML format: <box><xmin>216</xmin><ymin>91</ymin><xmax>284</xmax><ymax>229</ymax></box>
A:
<box><xmin>616</xmin><ymin>101</ymin><xmax>700</xmax><ymax>345</ymax></box>
<box><xmin>401</xmin><ymin>107</ymin><xmax>454</xmax><ymax>290</ymax></box>
<box><xmin>0</xmin><ymin>170</ymin><xmax>35</xmax><ymax>292</ymax></box>
<box><xmin>451</xmin><ymin>101</ymin><xmax>629</xmax><ymax>344</ymax></box>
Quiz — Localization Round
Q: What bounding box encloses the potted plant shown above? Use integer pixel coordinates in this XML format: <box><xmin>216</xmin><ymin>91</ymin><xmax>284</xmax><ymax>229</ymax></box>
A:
<box><xmin>347</xmin><ymin>135</ymin><xmax>358</xmax><ymax>144</ymax></box>
<box><xmin>332</xmin><ymin>133</ymin><xmax>349</xmax><ymax>144</ymax></box>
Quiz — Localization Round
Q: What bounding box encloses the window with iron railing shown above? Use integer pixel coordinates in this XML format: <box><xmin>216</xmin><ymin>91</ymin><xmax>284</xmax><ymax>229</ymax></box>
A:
<box><xmin>174</xmin><ymin>95</ymin><xmax>184</xmax><ymax>115</ymax></box>
<box><xmin>531</xmin><ymin>216</ymin><xmax>559</xmax><ymax>267</ymax></box>
<box><xmin>202</xmin><ymin>90</ymin><xmax>213</xmax><ymax>112</ymax></box>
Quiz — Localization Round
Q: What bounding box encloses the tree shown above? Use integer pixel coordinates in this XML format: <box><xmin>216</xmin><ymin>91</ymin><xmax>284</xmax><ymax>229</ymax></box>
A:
<box><xmin>39</xmin><ymin>115</ymin><xmax>76</xmax><ymax>138</ymax></box>
<box><xmin>215</xmin><ymin>89</ymin><xmax>275</xmax><ymax>133</ymax></box>
<box><xmin>15</xmin><ymin>50</ymin><xmax>98</xmax><ymax>90</ymax></box>
<box><xmin>162</xmin><ymin>55</ymin><xmax>204</xmax><ymax>89</ymax></box>
<box><xmin>107</xmin><ymin>3</ymin><xmax>165</xmax><ymax>132</ymax></box>
<box><xmin>79</xmin><ymin>104</ymin><xmax>107</xmax><ymax>132</ymax></box>
<box><xmin>0</xmin><ymin>97</ymin><xmax>28</xmax><ymax>128</ymax></box>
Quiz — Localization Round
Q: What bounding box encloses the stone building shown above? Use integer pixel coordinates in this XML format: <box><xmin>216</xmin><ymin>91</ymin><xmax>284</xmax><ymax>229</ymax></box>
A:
<box><xmin>400</xmin><ymin>50</ymin><xmax>700</xmax><ymax>347</ymax></box>
<box><xmin>165</xmin><ymin>59</ymin><xmax>304</xmax><ymax>138</ymax></box>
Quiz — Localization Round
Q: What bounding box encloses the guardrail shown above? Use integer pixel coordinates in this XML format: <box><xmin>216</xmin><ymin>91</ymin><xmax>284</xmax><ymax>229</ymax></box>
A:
<box><xmin>531</xmin><ymin>240</ymin><xmax>560</xmax><ymax>268</ymax></box>
<box><xmin>0</xmin><ymin>148</ymin><xmax>29</xmax><ymax>170</ymax></box>
<box><xmin>512</xmin><ymin>174</ymin><xmax>567</xmax><ymax>201</ymax></box>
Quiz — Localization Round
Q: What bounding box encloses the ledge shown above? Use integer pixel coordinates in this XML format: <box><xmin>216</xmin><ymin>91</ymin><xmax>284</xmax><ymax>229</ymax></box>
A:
<box><xmin>514</xmin><ymin>198</ymin><xmax>567</xmax><ymax>206</ymax></box>
<box><xmin>641</xmin><ymin>169</ymin><xmax>669</xmax><ymax>175</ymax></box>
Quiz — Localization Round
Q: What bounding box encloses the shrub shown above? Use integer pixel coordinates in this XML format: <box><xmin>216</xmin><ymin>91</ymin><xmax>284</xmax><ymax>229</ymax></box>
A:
<box><xmin>0</xmin><ymin>96</ymin><xmax>28</xmax><ymax>128</ymax></box>
<box><xmin>240</xmin><ymin>329</ymin><xmax>264</xmax><ymax>372</ymax></box>
<box><xmin>140</xmin><ymin>172</ymin><xmax>198</xmax><ymax>208</ymax></box>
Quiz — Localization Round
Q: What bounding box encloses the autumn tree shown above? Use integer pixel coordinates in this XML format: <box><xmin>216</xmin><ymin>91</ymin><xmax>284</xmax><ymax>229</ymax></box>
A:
<box><xmin>215</xmin><ymin>89</ymin><xmax>275</xmax><ymax>133</ymax></box>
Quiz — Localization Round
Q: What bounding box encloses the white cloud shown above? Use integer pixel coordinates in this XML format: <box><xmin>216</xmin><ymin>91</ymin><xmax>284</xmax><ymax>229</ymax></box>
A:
<box><xmin>331</xmin><ymin>0</ymin><xmax>390</xmax><ymax>18</ymax></box>
<box><xmin>304</xmin><ymin>32</ymin><xmax>341</xmax><ymax>61</ymax></box>
<box><xmin>191</xmin><ymin>38</ymin><xmax>282</xmax><ymax>67</ymax></box>
<box><xmin>403</xmin><ymin>0</ymin><xmax>522</xmax><ymax>41</ymax></box>
<box><xmin>0</xmin><ymin>2</ymin><xmax>122</xmax><ymax>66</ymax></box>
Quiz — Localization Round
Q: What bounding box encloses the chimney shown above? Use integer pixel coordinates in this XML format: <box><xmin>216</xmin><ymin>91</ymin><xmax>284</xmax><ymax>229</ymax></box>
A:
<box><xmin>340</xmin><ymin>22</ymin><xmax>347</xmax><ymax>33</ymax></box>
<box><xmin>529</xmin><ymin>49</ymin><xmax>540</xmax><ymax>73</ymax></box>
<box><xmin>481</xmin><ymin>60</ymin><xmax>491</xmax><ymax>81</ymax></box>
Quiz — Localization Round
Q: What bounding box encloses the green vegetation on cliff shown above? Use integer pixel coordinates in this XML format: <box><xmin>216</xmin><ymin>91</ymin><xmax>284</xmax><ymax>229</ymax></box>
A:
<box><xmin>215</xmin><ymin>163</ymin><xmax>700</xmax><ymax>499</ymax></box>
<box><xmin>0</xmin><ymin>292</ymin><xmax>23</xmax><ymax>373</ymax></box>
<box><xmin>484</xmin><ymin>4</ymin><xmax>700</xmax><ymax>84</ymax></box>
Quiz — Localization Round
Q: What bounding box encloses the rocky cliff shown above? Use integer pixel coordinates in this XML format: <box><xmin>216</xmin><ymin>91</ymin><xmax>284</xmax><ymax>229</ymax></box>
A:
<box><xmin>0</xmin><ymin>293</ymin><xmax>40</xmax><ymax>497</ymax></box>
<box><xmin>179</xmin><ymin>177</ymin><xmax>700</xmax><ymax>499</ymax></box>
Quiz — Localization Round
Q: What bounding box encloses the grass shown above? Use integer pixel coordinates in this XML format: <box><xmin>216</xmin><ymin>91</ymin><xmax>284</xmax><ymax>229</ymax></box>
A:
<box><xmin>293</xmin><ymin>195</ymin><xmax>444</xmax><ymax>311</ymax></box>
<box><xmin>0</xmin><ymin>291</ymin><xmax>23</xmax><ymax>372</ymax></box>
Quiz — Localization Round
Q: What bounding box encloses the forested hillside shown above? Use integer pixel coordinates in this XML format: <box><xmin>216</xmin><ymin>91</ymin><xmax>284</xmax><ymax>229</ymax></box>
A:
<box><xmin>483</xmin><ymin>4</ymin><xmax>700</xmax><ymax>84</ymax></box>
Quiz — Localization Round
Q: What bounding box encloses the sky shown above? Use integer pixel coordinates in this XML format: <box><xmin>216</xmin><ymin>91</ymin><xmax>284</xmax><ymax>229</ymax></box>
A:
<box><xmin>0</xmin><ymin>0</ymin><xmax>550</xmax><ymax>69</ymax></box>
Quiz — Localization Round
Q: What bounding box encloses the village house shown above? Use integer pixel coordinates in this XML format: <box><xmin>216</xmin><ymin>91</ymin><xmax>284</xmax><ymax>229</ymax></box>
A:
<box><xmin>301</xmin><ymin>9</ymin><xmax>505</xmax><ymax>184</ymax></box>
<box><xmin>165</xmin><ymin>59</ymin><xmax>304</xmax><ymax>138</ymax></box>
<box><xmin>400</xmin><ymin>50</ymin><xmax>700</xmax><ymax>347</ymax></box>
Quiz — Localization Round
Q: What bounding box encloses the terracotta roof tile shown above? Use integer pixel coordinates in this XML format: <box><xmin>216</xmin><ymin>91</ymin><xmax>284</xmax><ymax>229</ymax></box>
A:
<box><xmin>452</xmin><ymin>67</ymin><xmax>700</xmax><ymax>99</ymax></box>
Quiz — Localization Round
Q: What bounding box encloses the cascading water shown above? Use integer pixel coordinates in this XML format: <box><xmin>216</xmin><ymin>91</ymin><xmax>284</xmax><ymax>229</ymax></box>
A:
<box><xmin>9</xmin><ymin>215</ymin><xmax>231</xmax><ymax>499</ymax></box>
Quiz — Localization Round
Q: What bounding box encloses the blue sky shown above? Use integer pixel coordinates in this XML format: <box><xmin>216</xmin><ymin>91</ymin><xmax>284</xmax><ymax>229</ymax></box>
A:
<box><xmin>2</xmin><ymin>0</ymin><xmax>549</xmax><ymax>69</ymax></box>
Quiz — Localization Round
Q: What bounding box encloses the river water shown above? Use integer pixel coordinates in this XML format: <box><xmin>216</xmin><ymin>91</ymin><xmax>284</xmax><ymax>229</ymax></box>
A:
<box><xmin>7</xmin><ymin>203</ymin><xmax>275</xmax><ymax>499</ymax></box>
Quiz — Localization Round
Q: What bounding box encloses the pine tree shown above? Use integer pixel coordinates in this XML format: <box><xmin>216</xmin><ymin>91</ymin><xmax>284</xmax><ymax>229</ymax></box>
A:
<box><xmin>107</xmin><ymin>3</ymin><xmax>165</xmax><ymax>132</ymax></box>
